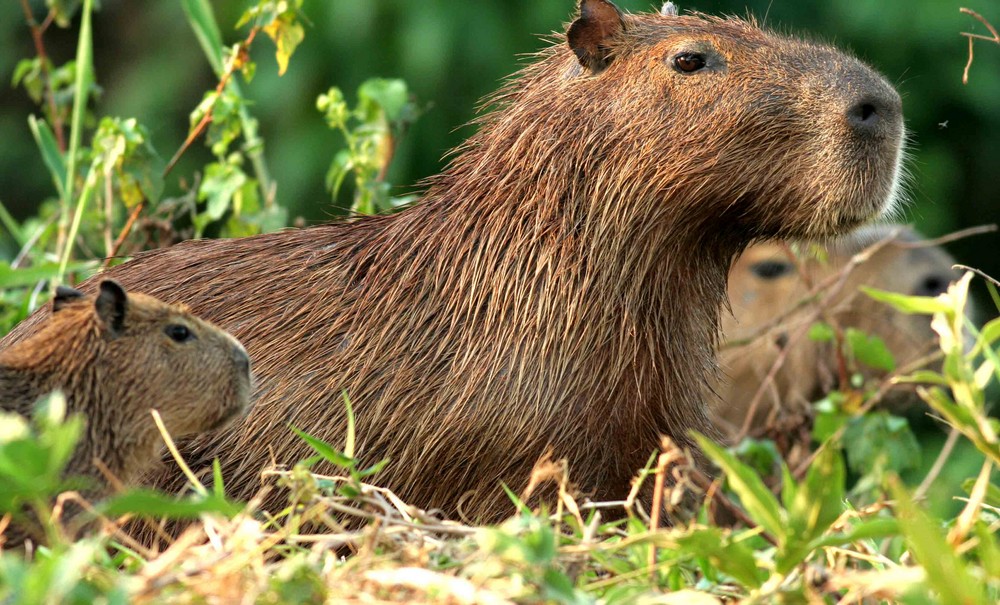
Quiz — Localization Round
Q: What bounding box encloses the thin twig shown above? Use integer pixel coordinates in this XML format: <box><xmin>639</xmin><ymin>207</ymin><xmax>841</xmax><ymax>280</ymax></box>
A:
<box><xmin>18</xmin><ymin>0</ymin><xmax>65</xmax><ymax>151</ymax></box>
<box><xmin>913</xmin><ymin>428</ymin><xmax>961</xmax><ymax>502</ymax></box>
<box><xmin>961</xmin><ymin>8</ymin><xmax>1000</xmax><ymax>84</ymax></box>
<box><xmin>163</xmin><ymin>28</ymin><xmax>259</xmax><ymax>178</ymax></box>
<box><xmin>101</xmin><ymin>201</ymin><xmax>144</xmax><ymax>270</ymax></box>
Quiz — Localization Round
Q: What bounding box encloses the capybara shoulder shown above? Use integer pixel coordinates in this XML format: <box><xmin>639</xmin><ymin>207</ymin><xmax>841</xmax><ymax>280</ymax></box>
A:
<box><xmin>1</xmin><ymin>1</ymin><xmax>906</xmax><ymax>525</ymax></box>
<box><xmin>0</xmin><ymin>280</ymin><xmax>252</xmax><ymax>492</ymax></box>
<box><xmin>715</xmin><ymin>226</ymin><xmax>961</xmax><ymax>440</ymax></box>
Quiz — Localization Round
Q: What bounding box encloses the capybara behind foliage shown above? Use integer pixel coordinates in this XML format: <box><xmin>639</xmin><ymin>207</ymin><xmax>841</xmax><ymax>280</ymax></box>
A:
<box><xmin>2</xmin><ymin>1</ymin><xmax>905</xmax><ymax>523</ymax></box>
<box><xmin>714</xmin><ymin>226</ymin><xmax>960</xmax><ymax>439</ymax></box>
<box><xmin>0</xmin><ymin>280</ymin><xmax>252</xmax><ymax>495</ymax></box>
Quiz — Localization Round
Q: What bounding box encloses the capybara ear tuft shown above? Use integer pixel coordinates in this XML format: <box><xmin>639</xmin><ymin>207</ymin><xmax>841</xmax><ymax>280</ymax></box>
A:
<box><xmin>95</xmin><ymin>280</ymin><xmax>128</xmax><ymax>335</ymax></box>
<box><xmin>53</xmin><ymin>285</ymin><xmax>85</xmax><ymax>313</ymax></box>
<box><xmin>567</xmin><ymin>0</ymin><xmax>626</xmax><ymax>74</ymax></box>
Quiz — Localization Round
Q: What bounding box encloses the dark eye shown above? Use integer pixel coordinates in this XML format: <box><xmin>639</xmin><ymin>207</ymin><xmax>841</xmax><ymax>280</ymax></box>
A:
<box><xmin>750</xmin><ymin>260</ymin><xmax>794</xmax><ymax>280</ymax></box>
<box><xmin>165</xmin><ymin>324</ymin><xmax>195</xmax><ymax>343</ymax></box>
<box><xmin>672</xmin><ymin>52</ymin><xmax>707</xmax><ymax>73</ymax></box>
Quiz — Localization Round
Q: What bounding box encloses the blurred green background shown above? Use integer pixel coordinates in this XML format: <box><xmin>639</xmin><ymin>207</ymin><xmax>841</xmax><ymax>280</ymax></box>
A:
<box><xmin>1</xmin><ymin>0</ymin><xmax>998</xmax><ymax>275</ymax></box>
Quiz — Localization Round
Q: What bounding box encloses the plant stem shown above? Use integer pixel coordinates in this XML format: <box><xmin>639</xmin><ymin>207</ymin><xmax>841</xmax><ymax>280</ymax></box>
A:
<box><xmin>57</xmin><ymin>0</ymin><xmax>94</xmax><ymax>288</ymax></box>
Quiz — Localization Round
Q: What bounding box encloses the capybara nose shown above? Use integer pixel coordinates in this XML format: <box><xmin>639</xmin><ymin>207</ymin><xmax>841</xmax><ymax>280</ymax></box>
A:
<box><xmin>233</xmin><ymin>344</ymin><xmax>251</xmax><ymax>377</ymax></box>
<box><xmin>845</xmin><ymin>89</ymin><xmax>902</xmax><ymax>138</ymax></box>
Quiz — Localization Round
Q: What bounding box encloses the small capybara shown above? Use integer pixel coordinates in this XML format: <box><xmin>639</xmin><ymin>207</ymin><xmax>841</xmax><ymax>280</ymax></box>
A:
<box><xmin>0</xmin><ymin>280</ymin><xmax>252</xmax><ymax>505</ymax></box>
<box><xmin>2</xmin><ymin>1</ymin><xmax>905</xmax><ymax>523</ymax></box>
<box><xmin>714</xmin><ymin>225</ymin><xmax>960</xmax><ymax>439</ymax></box>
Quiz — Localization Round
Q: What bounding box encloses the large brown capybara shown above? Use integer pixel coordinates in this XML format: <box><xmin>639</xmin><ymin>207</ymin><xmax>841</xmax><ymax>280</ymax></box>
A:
<box><xmin>0</xmin><ymin>281</ymin><xmax>252</xmax><ymax>497</ymax></box>
<box><xmin>1</xmin><ymin>1</ymin><xmax>906</xmax><ymax>523</ymax></box>
<box><xmin>714</xmin><ymin>225</ymin><xmax>961</xmax><ymax>440</ymax></box>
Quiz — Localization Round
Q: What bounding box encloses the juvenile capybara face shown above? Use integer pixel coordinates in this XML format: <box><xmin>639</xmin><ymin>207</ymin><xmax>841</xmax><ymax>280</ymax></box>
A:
<box><xmin>0</xmin><ymin>281</ymin><xmax>252</xmax><ymax>488</ymax></box>
<box><xmin>715</xmin><ymin>225</ymin><xmax>961</xmax><ymax>439</ymax></box>
<box><xmin>1</xmin><ymin>1</ymin><xmax>906</xmax><ymax>527</ymax></box>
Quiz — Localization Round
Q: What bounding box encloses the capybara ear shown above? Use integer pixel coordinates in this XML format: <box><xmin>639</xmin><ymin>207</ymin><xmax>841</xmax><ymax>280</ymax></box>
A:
<box><xmin>567</xmin><ymin>0</ymin><xmax>626</xmax><ymax>74</ymax></box>
<box><xmin>52</xmin><ymin>285</ymin><xmax>85</xmax><ymax>312</ymax></box>
<box><xmin>95</xmin><ymin>280</ymin><xmax>128</xmax><ymax>335</ymax></box>
<box><xmin>661</xmin><ymin>2</ymin><xmax>678</xmax><ymax>16</ymax></box>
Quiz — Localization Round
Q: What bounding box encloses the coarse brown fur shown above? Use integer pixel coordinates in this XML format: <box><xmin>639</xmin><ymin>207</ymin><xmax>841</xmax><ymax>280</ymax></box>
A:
<box><xmin>714</xmin><ymin>226</ymin><xmax>961</xmax><ymax>439</ymax></box>
<box><xmin>1</xmin><ymin>1</ymin><xmax>905</xmax><ymax>525</ymax></box>
<box><xmin>0</xmin><ymin>281</ymin><xmax>252</xmax><ymax>503</ymax></box>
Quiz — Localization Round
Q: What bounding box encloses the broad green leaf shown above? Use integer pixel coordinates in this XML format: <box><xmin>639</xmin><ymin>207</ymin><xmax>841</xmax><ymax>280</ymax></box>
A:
<box><xmin>675</xmin><ymin>527</ymin><xmax>765</xmax><ymax>588</ymax></box>
<box><xmin>358</xmin><ymin>79</ymin><xmax>410</xmax><ymax>123</ymax></box>
<box><xmin>843</xmin><ymin>412</ymin><xmax>920</xmax><ymax>475</ymax></box>
<box><xmin>199</xmin><ymin>162</ymin><xmax>247</xmax><ymax>221</ymax></box>
<box><xmin>846</xmin><ymin>328</ymin><xmax>896</xmax><ymax>372</ymax></box>
<box><xmin>695</xmin><ymin>433</ymin><xmax>785</xmax><ymax>540</ymax></box>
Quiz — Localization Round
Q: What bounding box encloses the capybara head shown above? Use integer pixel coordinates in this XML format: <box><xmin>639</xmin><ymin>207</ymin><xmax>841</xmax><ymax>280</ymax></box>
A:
<box><xmin>714</xmin><ymin>225</ymin><xmax>962</xmax><ymax>440</ymax></box>
<box><xmin>486</xmin><ymin>0</ymin><xmax>906</xmax><ymax>243</ymax></box>
<box><xmin>0</xmin><ymin>280</ymin><xmax>252</xmax><ymax>487</ymax></box>
<box><xmin>1</xmin><ymin>1</ymin><xmax>906</xmax><ymax>529</ymax></box>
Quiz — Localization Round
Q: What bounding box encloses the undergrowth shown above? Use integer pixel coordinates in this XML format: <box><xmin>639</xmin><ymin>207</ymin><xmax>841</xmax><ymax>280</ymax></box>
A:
<box><xmin>1</xmin><ymin>2</ymin><xmax>999</xmax><ymax>603</ymax></box>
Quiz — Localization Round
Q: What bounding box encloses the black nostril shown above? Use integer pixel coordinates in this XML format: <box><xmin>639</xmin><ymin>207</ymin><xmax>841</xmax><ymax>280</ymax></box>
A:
<box><xmin>848</xmin><ymin>100</ymin><xmax>880</xmax><ymax>129</ymax></box>
<box><xmin>914</xmin><ymin>274</ymin><xmax>951</xmax><ymax>298</ymax></box>
<box><xmin>859</xmin><ymin>103</ymin><xmax>876</xmax><ymax>122</ymax></box>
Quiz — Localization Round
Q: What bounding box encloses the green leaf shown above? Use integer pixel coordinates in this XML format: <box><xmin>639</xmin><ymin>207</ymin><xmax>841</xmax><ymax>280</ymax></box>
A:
<box><xmin>100</xmin><ymin>488</ymin><xmax>242</xmax><ymax>518</ymax></box>
<box><xmin>809</xmin><ymin>517</ymin><xmax>900</xmax><ymax>549</ymax></box>
<box><xmin>778</xmin><ymin>444</ymin><xmax>845</xmax><ymax>573</ymax></box>
<box><xmin>199</xmin><ymin>162</ymin><xmax>247</xmax><ymax>221</ymax></box>
<box><xmin>289</xmin><ymin>426</ymin><xmax>353</xmax><ymax>468</ymax></box>
<box><xmin>961</xmin><ymin>477</ymin><xmax>1000</xmax><ymax>509</ymax></box>
<box><xmin>47</xmin><ymin>0</ymin><xmax>83</xmax><ymax>28</ymax></box>
<box><xmin>358</xmin><ymin>79</ymin><xmax>410</xmax><ymax>123</ymax></box>
<box><xmin>263</xmin><ymin>18</ymin><xmax>305</xmax><ymax>76</ymax></box>
<box><xmin>861</xmin><ymin>286</ymin><xmax>951</xmax><ymax>315</ymax></box>
<box><xmin>675</xmin><ymin>527</ymin><xmax>765</xmax><ymax>588</ymax></box>
<box><xmin>179</xmin><ymin>0</ymin><xmax>225</xmax><ymax>75</ymax></box>
<box><xmin>845</xmin><ymin>328</ymin><xmax>896</xmax><ymax>372</ymax></box>
<box><xmin>325</xmin><ymin>149</ymin><xmax>353</xmax><ymax>198</ymax></box>
<box><xmin>0</xmin><ymin>200</ymin><xmax>26</xmax><ymax>246</ymax></box>
<box><xmin>342</xmin><ymin>392</ymin><xmax>356</xmax><ymax>459</ymax></box>
<box><xmin>808</xmin><ymin>321</ymin><xmax>835</xmax><ymax>342</ymax></box>
<box><xmin>0</xmin><ymin>261</ymin><xmax>96</xmax><ymax>289</ymax></box>
<box><xmin>842</xmin><ymin>412</ymin><xmax>920</xmax><ymax>475</ymax></box>
<box><xmin>890</xmin><ymin>479</ymin><xmax>990</xmax><ymax>605</ymax></box>
<box><xmin>694</xmin><ymin>433</ymin><xmax>785</xmax><ymax>540</ymax></box>
<box><xmin>28</xmin><ymin>116</ymin><xmax>67</xmax><ymax>199</ymax></box>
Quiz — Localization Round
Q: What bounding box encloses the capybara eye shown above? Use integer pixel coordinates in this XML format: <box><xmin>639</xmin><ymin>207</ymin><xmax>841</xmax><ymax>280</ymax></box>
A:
<box><xmin>165</xmin><ymin>324</ymin><xmax>195</xmax><ymax>343</ymax></box>
<box><xmin>672</xmin><ymin>52</ymin><xmax>707</xmax><ymax>73</ymax></box>
<box><xmin>749</xmin><ymin>260</ymin><xmax>793</xmax><ymax>280</ymax></box>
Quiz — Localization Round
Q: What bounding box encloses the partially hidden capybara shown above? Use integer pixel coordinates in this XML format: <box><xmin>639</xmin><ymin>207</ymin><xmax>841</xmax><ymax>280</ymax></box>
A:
<box><xmin>714</xmin><ymin>225</ymin><xmax>960</xmax><ymax>440</ymax></box>
<box><xmin>0</xmin><ymin>0</ymin><xmax>906</xmax><ymax>523</ymax></box>
<box><xmin>0</xmin><ymin>281</ymin><xmax>252</xmax><ymax>545</ymax></box>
